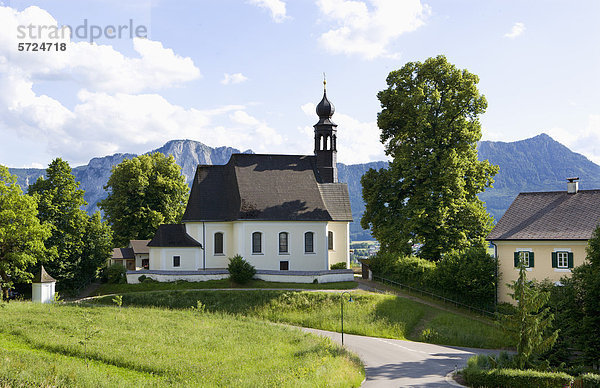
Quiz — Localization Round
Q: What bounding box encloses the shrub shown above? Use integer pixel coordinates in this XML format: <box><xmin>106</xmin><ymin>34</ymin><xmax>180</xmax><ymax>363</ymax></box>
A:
<box><xmin>227</xmin><ymin>255</ymin><xmax>256</xmax><ymax>284</ymax></box>
<box><xmin>462</xmin><ymin>366</ymin><xmax>572</xmax><ymax>388</ymax></box>
<box><xmin>434</xmin><ymin>246</ymin><xmax>496</xmax><ymax>310</ymax></box>
<box><xmin>580</xmin><ymin>373</ymin><xmax>600</xmax><ymax>387</ymax></box>
<box><xmin>138</xmin><ymin>275</ymin><xmax>147</xmax><ymax>282</ymax></box>
<box><xmin>105</xmin><ymin>263</ymin><xmax>127</xmax><ymax>284</ymax></box>
<box><xmin>370</xmin><ymin>247</ymin><xmax>497</xmax><ymax>311</ymax></box>
<box><xmin>330</xmin><ymin>262</ymin><xmax>347</xmax><ymax>270</ymax></box>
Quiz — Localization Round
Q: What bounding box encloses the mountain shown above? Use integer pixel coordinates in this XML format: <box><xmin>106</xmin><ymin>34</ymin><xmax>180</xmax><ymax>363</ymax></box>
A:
<box><xmin>7</xmin><ymin>134</ymin><xmax>600</xmax><ymax>241</ymax></box>
<box><xmin>8</xmin><ymin>140</ymin><xmax>252</xmax><ymax>214</ymax></box>
<box><xmin>477</xmin><ymin>133</ymin><xmax>600</xmax><ymax>221</ymax></box>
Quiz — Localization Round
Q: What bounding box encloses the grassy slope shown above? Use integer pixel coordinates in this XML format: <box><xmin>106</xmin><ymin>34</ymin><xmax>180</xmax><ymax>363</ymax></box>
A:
<box><xmin>94</xmin><ymin>279</ymin><xmax>358</xmax><ymax>296</ymax></box>
<box><xmin>0</xmin><ymin>303</ymin><xmax>364</xmax><ymax>387</ymax></box>
<box><xmin>91</xmin><ymin>290</ymin><xmax>511</xmax><ymax>349</ymax></box>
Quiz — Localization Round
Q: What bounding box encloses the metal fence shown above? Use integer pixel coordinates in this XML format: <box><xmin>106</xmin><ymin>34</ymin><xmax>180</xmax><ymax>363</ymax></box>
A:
<box><xmin>373</xmin><ymin>275</ymin><xmax>496</xmax><ymax>318</ymax></box>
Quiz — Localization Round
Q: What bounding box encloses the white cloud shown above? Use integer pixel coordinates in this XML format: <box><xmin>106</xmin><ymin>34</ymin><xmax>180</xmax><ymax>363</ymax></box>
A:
<box><xmin>221</xmin><ymin>72</ymin><xmax>249</xmax><ymax>85</ymax></box>
<box><xmin>248</xmin><ymin>0</ymin><xmax>288</xmax><ymax>23</ymax></box>
<box><xmin>316</xmin><ymin>0</ymin><xmax>430</xmax><ymax>60</ymax></box>
<box><xmin>300</xmin><ymin>103</ymin><xmax>386</xmax><ymax>164</ymax></box>
<box><xmin>0</xmin><ymin>5</ymin><xmax>283</xmax><ymax>164</ymax></box>
<box><xmin>0</xmin><ymin>6</ymin><xmax>201</xmax><ymax>94</ymax></box>
<box><xmin>504</xmin><ymin>22</ymin><xmax>525</xmax><ymax>39</ymax></box>
<box><xmin>548</xmin><ymin>115</ymin><xmax>600</xmax><ymax>165</ymax></box>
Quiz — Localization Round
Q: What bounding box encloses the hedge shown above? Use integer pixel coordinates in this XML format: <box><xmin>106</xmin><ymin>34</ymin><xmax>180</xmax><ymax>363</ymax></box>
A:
<box><xmin>462</xmin><ymin>367</ymin><xmax>572</xmax><ymax>388</ymax></box>
<box><xmin>369</xmin><ymin>246</ymin><xmax>497</xmax><ymax>310</ymax></box>
<box><xmin>580</xmin><ymin>373</ymin><xmax>600</xmax><ymax>387</ymax></box>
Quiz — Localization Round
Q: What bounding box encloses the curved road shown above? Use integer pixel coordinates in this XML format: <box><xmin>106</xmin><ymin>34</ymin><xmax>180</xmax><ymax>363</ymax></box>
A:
<box><xmin>303</xmin><ymin>328</ymin><xmax>497</xmax><ymax>387</ymax></box>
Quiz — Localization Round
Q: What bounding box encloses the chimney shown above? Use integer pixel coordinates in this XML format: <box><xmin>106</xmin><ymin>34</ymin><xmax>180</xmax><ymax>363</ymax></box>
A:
<box><xmin>567</xmin><ymin>177</ymin><xmax>579</xmax><ymax>194</ymax></box>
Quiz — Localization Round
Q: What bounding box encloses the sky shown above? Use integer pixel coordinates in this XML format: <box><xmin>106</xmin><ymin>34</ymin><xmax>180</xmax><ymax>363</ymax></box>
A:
<box><xmin>0</xmin><ymin>0</ymin><xmax>599</xmax><ymax>168</ymax></box>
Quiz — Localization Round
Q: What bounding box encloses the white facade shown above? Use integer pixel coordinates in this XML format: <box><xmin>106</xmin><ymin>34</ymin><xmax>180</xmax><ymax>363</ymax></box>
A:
<box><xmin>32</xmin><ymin>282</ymin><xmax>55</xmax><ymax>304</ymax></box>
<box><xmin>149</xmin><ymin>247</ymin><xmax>202</xmax><ymax>271</ymax></box>
<box><xmin>148</xmin><ymin>220</ymin><xmax>350</xmax><ymax>272</ymax></box>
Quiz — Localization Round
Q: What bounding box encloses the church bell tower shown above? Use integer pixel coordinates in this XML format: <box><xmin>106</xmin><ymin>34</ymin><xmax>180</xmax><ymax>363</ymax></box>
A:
<box><xmin>314</xmin><ymin>79</ymin><xmax>338</xmax><ymax>183</ymax></box>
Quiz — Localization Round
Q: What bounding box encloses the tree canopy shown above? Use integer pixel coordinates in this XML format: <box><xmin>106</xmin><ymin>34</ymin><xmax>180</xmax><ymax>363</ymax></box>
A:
<box><xmin>28</xmin><ymin>158</ymin><xmax>112</xmax><ymax>293</ymax></box>
<box><xmin>361</xmin><ymin>55</ymin><xmax>498</xmax><ymax>260</ymax></box>
<box><xmin>0</xmin><ymin>166</ymin><xmax>50</xmax><ymax>300</ymax></box>
<box><xmin>99</xmin><ymin>153</ymin><xmax>189</xmax><ymax>247</ymax></box>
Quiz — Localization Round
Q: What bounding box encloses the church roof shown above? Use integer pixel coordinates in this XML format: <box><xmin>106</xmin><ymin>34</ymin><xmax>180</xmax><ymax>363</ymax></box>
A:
<box><xmin>148</xmin><ymin>224</ymin><xmax>203</xmax><ymax>247</ymax></box>
<box><xmin>182</xmin><ymin>153</ymin><xmax>352</xmax><ymax>222</ymax></box>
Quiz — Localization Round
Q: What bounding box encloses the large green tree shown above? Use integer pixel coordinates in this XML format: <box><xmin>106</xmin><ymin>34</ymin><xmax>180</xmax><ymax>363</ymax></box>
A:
<box><xmin>0</xmin><ymin>166</ymin><xmax>50</xmax><ymax>300</ymax></box>
<box><xmin>361</xmin><ymin>55</ymin><xmax>498</xmax><ymax>260</ymax></box>
<box><xmin>28</xmin><ymin>158</ymin><xmax>112</xmax><ymax>293</ymax></box>
<box><xmin>99</xmin><ymin>152</ymin><xmax>188</xmax><ymax>247</ymax></box>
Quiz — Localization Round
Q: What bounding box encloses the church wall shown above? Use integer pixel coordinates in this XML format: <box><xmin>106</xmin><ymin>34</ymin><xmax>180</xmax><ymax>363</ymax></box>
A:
<box><xmin>185</xmin><ymin>222</ymin><xmax>234</xmax><ymax>269</ymax></box>
<box><xmin>327</xmin><ymin>221</ymin><xmax>350</xmax><ymax>268</ymax></box>
<box><xmin>223</xmin><ymin>221</ymin><xmax>330</xmax><ymax>271</ymax></box>
<box><xmin>149</xmin><ymin>247</ymin><xmax>201</xmax><ymax>271</ymax></box>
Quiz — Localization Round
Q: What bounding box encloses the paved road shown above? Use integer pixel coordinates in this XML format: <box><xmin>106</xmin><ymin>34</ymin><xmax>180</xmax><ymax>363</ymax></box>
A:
<box><xmin>304</xmin><ymin>328</ymin><xmax>498</xmax><ymax>387</ymax></box>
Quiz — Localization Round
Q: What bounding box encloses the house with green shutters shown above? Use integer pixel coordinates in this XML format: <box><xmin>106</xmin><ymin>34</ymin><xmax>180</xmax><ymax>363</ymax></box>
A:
<box><xmin>488</xmin><ymin>178</ymin><xmax>600</xmax><ymax>303</ymax></box>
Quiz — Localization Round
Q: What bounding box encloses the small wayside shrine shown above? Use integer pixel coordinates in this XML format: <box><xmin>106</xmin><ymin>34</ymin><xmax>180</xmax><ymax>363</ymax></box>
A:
<box><xmin>32</xmin><ymin>265</ymin><xmax>56</xmax><ymax>303</ymax></box>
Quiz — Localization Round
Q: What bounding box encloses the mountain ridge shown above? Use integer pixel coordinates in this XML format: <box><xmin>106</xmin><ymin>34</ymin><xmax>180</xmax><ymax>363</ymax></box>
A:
<box><xmin>7</xmin><ymin>134</ymin><xmax>600</xmax><ymax>240</ymax></box>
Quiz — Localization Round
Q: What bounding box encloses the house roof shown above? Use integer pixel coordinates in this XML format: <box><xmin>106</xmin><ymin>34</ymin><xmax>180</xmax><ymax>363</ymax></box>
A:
<box><xmin>147</xmin><ymin>224</ymin><xmax>203</xmax><ymax>247</ymax></box>
<box><xmin>32</xmin><ymin>265</ymin><xmax>55</xmax><ymax>283</ymax></box>
<box><xmin>488</xmin><ymin>189</ymin><xmax>600</xmax><ymax>240</ymax></box>
<box><xmin>182</xmin><ymin>153</ymin><xmax>352</xmax><ymax>222</ymax></box>
<box><xmin>129</xmin><ymin>240</ymin><xmax>150</xmax><ymax>254</ymax></box>
<box><xmin>112</xmin><ymin>247</ymin><xmax>134</xmax><ymax>260</ymax></box>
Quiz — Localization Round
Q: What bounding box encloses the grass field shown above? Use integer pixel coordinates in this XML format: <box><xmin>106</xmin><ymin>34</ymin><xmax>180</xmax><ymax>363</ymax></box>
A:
<box><xmin>90</xmin><ymin>290</ymin><xmax>511</xmax><ymax>349</ymax></box>
<box><xmin>0</xmin><ymin>302</ymin><xmax>364</xmax><ymax>387</ymax></box>
<box><xmin>94</xmin><ymin>279</ymin><xmax>358</xmax><ymax>296</ymax></box>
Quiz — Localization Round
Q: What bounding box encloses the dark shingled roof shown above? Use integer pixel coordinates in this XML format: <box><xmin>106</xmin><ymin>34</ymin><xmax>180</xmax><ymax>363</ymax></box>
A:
<box><xmin>112</xmin><ymin>247</ymin><xmax>134</xmax><ymax>260</ymax></box>
<box><xmin>32</xmin><ymin>265</ymin><xmax>55</xmax><ymax>283</ymax></box>
<box><xmin>148</xmin><ymin>224</ymin><xmax>203</xmax><ymax>247</ymax></box>
<box><xmin>129</xmin><ymin>240</ymin><xmax>150</xmax><ymax>254</ymax></box>
<box><xmin>182</xmin><ymin>154</ymin><xmax>352</xmax><ymax>222</ymax></box>
<box><xmin>488</xmin><ymin>189</ymin><xmax>600</xmax><ymax>240</ymax></box>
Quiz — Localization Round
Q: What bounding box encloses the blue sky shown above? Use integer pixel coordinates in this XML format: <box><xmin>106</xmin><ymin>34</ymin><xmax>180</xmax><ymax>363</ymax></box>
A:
<box><xmin>1</xmin><ymin>0</ymin><xmax>599</xmax><ymax>168</ymax></box>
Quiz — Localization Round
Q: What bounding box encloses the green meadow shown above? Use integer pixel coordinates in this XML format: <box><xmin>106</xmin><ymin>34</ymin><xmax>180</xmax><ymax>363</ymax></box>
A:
<box><xmin>91</xmin><ymin>290</ymin><xmax>511</xmax><ymax>349</ymax></box>
<box><xmin>93</xmin><ymin>279</ymin><xmax>358</xmax><ymax>296</ymax></box>
<box><xmin>0</xmin><ymin>302</ymin><xmax>364</xmax><ymax>387</ymax></box>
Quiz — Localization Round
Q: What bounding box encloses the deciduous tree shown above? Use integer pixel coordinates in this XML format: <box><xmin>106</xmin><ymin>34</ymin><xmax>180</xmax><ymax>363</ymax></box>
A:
<box><xmin>361</xmin><ymin>55</ymin><xmax>498</xmax><ymax>260</ymax></box>
<box><xmin>99</xmin><ymin>153</ymin><xmax>188</xmax><ymax>246</ymax></box>
<box><xmin>28</xmin><ymin>158</ymin><xmax>112</xmax><ymax>293</ymax></box>
<box><xmin>0</xmin><ymin>166</ymin><xmax>50</xmax><ymax>300</ymax></box>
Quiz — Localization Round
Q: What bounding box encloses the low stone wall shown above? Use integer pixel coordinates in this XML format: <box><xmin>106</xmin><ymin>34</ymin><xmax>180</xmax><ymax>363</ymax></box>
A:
<box><xmin>126</xmin><ymin>269</ymin><xmax>354</xmax><ymax>284</ymax></box>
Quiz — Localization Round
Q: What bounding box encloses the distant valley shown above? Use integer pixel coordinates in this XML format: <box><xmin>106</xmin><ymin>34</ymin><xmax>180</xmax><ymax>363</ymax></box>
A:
<box><xmin>8</xmin><ymin>133</ymin><xmax>600</xmax><ymax>241</ymax></box>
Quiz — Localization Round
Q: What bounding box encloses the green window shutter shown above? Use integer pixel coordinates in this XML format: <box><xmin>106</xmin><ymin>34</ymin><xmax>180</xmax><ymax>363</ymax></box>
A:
<box><xmin>514</xmin><ymin>252</ymin><xmax>520</xmax><ymax>267</ymax></box>
<box><xmin>568</xmin><ymin>252</ymin><xmax>574</xmax><ymax>268</ymax></box>
<box><xmin>551</xmin><ymin>252</ymin><xmax>557</xmax><ymax>268</ymax></box>
<box><xmin>529</xmin><ymin>252</ymin><xmax>534</xmax><ymax>268</ymax></box>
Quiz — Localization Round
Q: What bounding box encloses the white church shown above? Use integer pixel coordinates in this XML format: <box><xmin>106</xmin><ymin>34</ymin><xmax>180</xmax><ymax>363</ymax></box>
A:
<box><xmin>130</xmin><ymin>84</ymin><xmax>353</xmax><ymax>283</ymax></box>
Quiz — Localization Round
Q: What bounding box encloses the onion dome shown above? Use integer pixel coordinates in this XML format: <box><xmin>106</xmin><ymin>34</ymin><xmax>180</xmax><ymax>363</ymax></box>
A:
<box><xmin>316</xmin><ymin>79</ymin><xmax>335</xmax><ymax>118</ymax></box>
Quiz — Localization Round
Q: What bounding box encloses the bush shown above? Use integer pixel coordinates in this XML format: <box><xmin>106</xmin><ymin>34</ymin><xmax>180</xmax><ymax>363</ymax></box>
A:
<box><xmin>462</xmin><ymin>366</ymin><xmax>572</xmax><ymax>388</ymax></box>
<box><xmin>227</xmin><ymin>255</ymin><xmax>256</xmax><ymax>284</ymax></box>
<box><xmin>434</xmin><ymin>246</ymin><xmax>496</xmax><ymax>310</ymax></box>
<box><xmin>105</xmin><ymin>263</ymin><xmax>127</xmax><ymax>284</ymax></box>
<box><xmin>330</xmin><ymin>262</ymin><xmax>347</xmax><ymax>270</ymax></box>
<box><xmin>370</xmin><ymin>246</ymin><xmax>497</xmax><ymax>311</ymax></box>
<box><xmin>580</xmin><ymin>373</ymin><xmax>600</xmax><ymax>387</ymax></box>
